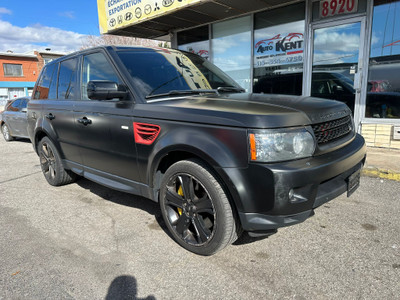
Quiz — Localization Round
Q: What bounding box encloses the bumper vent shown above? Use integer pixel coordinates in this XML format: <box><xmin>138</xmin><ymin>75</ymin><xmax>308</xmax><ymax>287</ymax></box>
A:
<box><xmin>312</xmin><ymin>115</ymin><xmax>353</xmax><ymax>144</ymax></box>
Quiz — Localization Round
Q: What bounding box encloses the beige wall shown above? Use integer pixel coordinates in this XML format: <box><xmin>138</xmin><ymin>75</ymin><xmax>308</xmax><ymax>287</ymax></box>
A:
<box><xmin>362</xmin><ymin>124</ymin><xmax>400</xmax><ymax>149</ymax></box>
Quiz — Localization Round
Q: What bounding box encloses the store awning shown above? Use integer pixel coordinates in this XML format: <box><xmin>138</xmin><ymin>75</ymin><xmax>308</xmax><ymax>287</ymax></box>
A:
<box><xmin>98</xmin><ymin>0</ymin><xmax>294</xmax><ymax>40</ymax></box>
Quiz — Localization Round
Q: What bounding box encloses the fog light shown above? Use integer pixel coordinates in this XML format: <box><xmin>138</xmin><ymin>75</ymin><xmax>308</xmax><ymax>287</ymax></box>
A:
<box><xmin>288</xmin><ymin>189</ymin><xmax>294</xmax><ymax>201</ymax></box>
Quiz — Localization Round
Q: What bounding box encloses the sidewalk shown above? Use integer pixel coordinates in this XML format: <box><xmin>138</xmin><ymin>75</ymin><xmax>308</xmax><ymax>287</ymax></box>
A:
<box><xmin>363</xmin><ymin>147</ymin><xmax>400</xmax><ymax>182</ymax></box>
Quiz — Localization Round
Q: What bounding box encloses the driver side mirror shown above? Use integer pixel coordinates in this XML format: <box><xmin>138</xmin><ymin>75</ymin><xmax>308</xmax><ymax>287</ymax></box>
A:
<box><xmin>87</xmin><ymin>81</ymin><xmax>129</xmax><ymax>100</ymax></box>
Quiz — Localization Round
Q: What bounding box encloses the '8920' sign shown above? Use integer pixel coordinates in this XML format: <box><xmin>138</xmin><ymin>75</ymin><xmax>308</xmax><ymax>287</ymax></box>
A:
<box><xmin>320</xmin><ymin>0</ymin><xmax>358</xmax><ymax>18</ymax></box>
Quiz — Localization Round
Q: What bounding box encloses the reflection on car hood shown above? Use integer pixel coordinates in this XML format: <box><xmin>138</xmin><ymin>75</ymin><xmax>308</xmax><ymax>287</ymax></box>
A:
<box><xmin>134</xmin><ymin>93</ymin><xmax>351</xmax><ymax>128</ymax></box>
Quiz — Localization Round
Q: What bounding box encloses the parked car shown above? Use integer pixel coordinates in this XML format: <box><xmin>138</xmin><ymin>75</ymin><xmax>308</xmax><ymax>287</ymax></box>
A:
<box><xmin>27</xmin><ymin>46</ymin><xmax>366</xmax><ymax>255</ymax></box>
<box><xmin>0</xmin><ymin>97</ymin><xmax>30</xmax><ymax>141</ymax></box>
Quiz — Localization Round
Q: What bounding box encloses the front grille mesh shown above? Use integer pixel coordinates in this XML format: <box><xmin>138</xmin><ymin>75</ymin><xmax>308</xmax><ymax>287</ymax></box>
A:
<box><xmin>312</xmin><ymin>115</ymin><xmax>353</xmax><ymax>144</ymax></box>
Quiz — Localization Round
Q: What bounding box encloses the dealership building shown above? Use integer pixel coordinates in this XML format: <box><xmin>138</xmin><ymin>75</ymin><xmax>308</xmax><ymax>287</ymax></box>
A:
<box><xmin>97</xmin><ymin>0</ymin><xmax>400</xmax><ymax>149</ymax></box>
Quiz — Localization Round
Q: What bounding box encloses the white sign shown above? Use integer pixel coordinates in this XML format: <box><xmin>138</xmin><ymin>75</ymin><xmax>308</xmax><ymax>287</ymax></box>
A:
<box><xmin>320</xmin><ymin>0</ymin><xmax>358</xmax><ymax>19</ymax></box>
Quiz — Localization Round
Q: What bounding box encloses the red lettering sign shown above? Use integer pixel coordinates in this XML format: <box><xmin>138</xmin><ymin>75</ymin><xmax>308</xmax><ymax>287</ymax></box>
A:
<box><xmin>320</xmin><ymin>0</ymin><xmax>358</xmax><ymax>18</ymax></box>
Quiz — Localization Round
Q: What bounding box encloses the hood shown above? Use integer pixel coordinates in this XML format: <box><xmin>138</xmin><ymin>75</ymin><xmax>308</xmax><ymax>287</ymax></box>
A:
<box><xmin>133</xmin><ymin>93</ymin><xmax>351</xmax><ymax>129</ymax></box>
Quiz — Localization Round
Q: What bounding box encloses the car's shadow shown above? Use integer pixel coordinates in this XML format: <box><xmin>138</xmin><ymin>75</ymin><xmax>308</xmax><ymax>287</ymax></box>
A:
<box><xmin>76</xmin><ymin>177</ymin><xmax>270</xmax><ymax>247</ymax></box>
<box><xmin>7</xmin><ymin>137</ymin><xmax>31</xmax><ymax>143</ymax></box>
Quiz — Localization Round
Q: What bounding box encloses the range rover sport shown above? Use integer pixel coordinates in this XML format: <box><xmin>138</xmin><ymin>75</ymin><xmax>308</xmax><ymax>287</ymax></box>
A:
<box><xmin>27</xmin><ymin>46</ymin><xmax>366</xmax><ymax>255</ymax></box>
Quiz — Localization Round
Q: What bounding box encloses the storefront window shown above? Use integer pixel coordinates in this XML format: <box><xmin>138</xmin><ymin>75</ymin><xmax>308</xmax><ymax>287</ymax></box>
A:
<box><xmin>178</xmin><ymin>26</ymin><xmax>209</xmax><ymax>60</ymax></box>
<box><xmin>212</xmin><ymin>16</ymin><xmax>252</xmax><ymax>92</ymax></box>
<box><xmin>366</xmin><ymin>0</ymin><xmax>400</xmax><ymax>119</ymax></box>
<box><xmin>253</xmin><ymin>3</ymin><xmax>305</xmax><ymax>95</ymax></box>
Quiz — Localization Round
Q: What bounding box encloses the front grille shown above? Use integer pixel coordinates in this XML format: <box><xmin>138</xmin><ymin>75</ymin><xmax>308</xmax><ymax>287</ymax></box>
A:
<box><xmin>312</xmin><ymin>115</ymin><xmax>353</xmax><ymax>144</ymax></box>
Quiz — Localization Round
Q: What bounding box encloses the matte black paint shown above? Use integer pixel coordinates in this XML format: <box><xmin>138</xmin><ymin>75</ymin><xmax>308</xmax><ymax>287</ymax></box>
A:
<box><xmin>27</xmin><ymin>46</ymin><xmax>367</xmax><ymax>232</ymax></box>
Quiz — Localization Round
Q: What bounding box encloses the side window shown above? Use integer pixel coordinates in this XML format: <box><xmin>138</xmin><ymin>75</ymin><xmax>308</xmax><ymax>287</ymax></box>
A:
<box><xmin>9</xmin><ymin>99</ymin><xmax>21</xmax><ymax>112</ymax></box>
<box><xmin>81</xmin><ymin>52</ymin><xmax>120</xmax><ymax>100</ymax></box>
<box><xmin>20</xmin><ymin>99</ymin><xmax>28</xmax><ymax>109</ymax></box>
<box><xmin>48</xmin><ymin>64</ymin><xmax>59</xmax><ymax>99</ymax></box>
<box><xmin>57</xmin><ymin>58</ymin><xmax>78</xmax><ymax>100</ymax></box>
<box><xmin>34</xmin><ymin>64</ymin><xmax>56</xmax><ymax>100</ymax></box>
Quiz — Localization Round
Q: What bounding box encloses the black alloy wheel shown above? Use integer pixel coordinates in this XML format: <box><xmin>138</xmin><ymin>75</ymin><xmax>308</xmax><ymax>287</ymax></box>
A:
<box><xmin>160</xmin><ymin>159</ymin><xmax>239</xmax><ymax>255</ymax></box>
<box><xmin>38</xmin><ymin>137</ymin><xmax>77</xmax><ymax>186</ymax></box>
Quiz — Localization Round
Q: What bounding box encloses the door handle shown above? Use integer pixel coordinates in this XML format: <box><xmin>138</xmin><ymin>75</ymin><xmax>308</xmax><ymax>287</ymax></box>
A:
<box><xmin>77</xmin><ymin>117</ymin><xmax>92</xmax><ymax>126</ymax></box>
<box><xmin>45</xmin><ymin>113</ymin><xmax>55</xmax><ymax>120</ymax></box>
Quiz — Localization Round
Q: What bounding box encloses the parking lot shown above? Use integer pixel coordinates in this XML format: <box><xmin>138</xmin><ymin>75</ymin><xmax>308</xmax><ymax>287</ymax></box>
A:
<box><xmin>0</xmin><ymin>137</ymin><xmax>399</xmax><ymax>299</ymax></box>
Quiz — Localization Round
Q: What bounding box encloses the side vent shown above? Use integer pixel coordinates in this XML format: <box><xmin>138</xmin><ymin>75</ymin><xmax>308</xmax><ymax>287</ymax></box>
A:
<box><xmin>133</xmin><ymin>122</ymin><xmax>161</xmax><ymax>145</ymax></box>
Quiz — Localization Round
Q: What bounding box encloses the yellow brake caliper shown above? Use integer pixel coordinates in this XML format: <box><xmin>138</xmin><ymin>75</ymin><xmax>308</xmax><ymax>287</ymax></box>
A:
<box><xmin>177</xmin><ymin>185</ymin><xmax>184</xmax><ymax>216</ymax></box>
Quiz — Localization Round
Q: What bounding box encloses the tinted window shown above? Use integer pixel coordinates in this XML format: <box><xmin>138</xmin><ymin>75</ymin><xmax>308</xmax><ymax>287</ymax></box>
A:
<box><xmin>8</xmin><ymin>99</ymin><xmax>21</xmax><ymax>112</ymax></box>
<box><xmin>34</xmin><ymin>64</ymin><xmax>56</xmax><ymax>100</ymax></box>
<box><xmin>20</xmin><ymin>99</ymin><xmax>28</xmax><ymax>109</ymax></box>
<box><xmin>117</xmin><ymin>49</ymin><xmax>240</xmax><ymax>99</ymax></box>
<box><xmin>81</xmin><ymin>52</ymin><xmax>120</xmax><ymax>100</ymax></box>
<box><xmin>48</xmin><ymin>64</ymin><xmax>59</xmax><ymax>99</ymax></box>
<box><xmin>57</xmin><ymin>58</ymin><xmax>78</xmax><ymax>99</ymax></box>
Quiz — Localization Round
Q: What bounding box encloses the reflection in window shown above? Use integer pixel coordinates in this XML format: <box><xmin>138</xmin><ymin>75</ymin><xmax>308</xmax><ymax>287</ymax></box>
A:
<box><xmin>312</xmin><ymin>22</ymin><xmax>361</xmax><ymax>113</ymax></box>
<box><xmin>212</xmin><ymin>16</ymin><xmax>251</xmax><ymax>92</ymax></box>
<box><xmin>366</xmin><ymin>0</ymin><xmax>400</xmax><ymax>119</ymax></box>
<box><xmin>253</xmin><ymin>3</ymin><xmax>305</xmax><ymax>95</ymax></box>
<box><xmin>58</xmin><ymin>58</ymin><xmax>78</xmax><ymax>100</ymax></box>
<box><xmin>81</xmin><ymin>52</ymin><xmax>120</xmax><ymax>100</ymax></box>
<box><xmin>178</xmin><ymin>26</ymin><xmax>209</xmax><ymax>60</ymax></box>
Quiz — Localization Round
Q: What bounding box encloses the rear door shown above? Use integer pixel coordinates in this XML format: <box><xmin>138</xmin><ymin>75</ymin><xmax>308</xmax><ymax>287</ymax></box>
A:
<box><xmin>40</xmin><ymin>57</ymin><xmax>83</xmax><ymax>171</ymax></box>
<box><xmin>73</xmin><ymin>51</ymin><xmax>139</xmax><ymax>182</ymax></box>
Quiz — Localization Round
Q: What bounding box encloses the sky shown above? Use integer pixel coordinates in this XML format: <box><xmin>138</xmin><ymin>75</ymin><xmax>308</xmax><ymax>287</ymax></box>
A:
<box><xmin>0</xmin><ymin>1</ymin><xmax>101</xmax><ymax>54</ymax></box>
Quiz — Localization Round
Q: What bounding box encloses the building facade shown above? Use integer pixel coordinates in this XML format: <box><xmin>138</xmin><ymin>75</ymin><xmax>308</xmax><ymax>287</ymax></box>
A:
<box><xmin>0</xmin><ymin>53</ymin><xmax>38</xmax><ymax>104</ymax></box>
<box><xmin>0</xmin><ymin>51</ymin><xmax>64</xmax><ymax>108</ymax></box>
<box><xmin>98</xmin><ymin>0</ymin><xmax>400</xmax><ymax>149</ymax></box>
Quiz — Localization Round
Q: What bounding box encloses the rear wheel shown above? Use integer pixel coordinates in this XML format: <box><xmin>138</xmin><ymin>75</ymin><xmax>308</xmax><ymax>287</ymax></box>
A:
<box><xmin>159</xmin><ymin>159</ymin><xmax>239</xmax><ymax>255</ymax></box>
<box><xmin>2</xmin><ymin>123</ymin><xmax>14</xmax><ymax>141</ymax></box>
<box><xmin>38</xmin><ymin>137</ymin><xmax>77</xmax><ymax>186</ymax></box>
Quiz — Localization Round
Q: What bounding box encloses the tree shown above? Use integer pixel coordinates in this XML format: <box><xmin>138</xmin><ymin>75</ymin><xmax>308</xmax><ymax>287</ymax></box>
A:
<box><xmin>80</xmin><ymin>34</ymin><xmax>170</xmax><ymax>50</ymax></box>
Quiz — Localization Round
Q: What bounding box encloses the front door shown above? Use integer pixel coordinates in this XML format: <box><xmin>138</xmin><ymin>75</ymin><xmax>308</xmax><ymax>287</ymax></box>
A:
<box><xmin>309</xmin><ymin>17</ymin><xmax>366</xmax><ymax>130</ymax></box>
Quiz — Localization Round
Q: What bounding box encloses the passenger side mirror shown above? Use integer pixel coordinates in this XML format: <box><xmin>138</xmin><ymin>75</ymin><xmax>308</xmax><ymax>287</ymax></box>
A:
<box><xmin>21</xmin><ymin>107</ymin><xmax>27</xmax><ymax>113</ymax></box>
<box><xmin>87</xmin><ymin>81</ymin><xmax>129</xmax><ymax>100</ymax></box>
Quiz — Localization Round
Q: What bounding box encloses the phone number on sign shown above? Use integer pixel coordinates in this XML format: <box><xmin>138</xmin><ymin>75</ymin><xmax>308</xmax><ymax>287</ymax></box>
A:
<box><xmin>256</xmin><ymin>55</ymin><xmax>303</xmax><ymax>67</ymax></box>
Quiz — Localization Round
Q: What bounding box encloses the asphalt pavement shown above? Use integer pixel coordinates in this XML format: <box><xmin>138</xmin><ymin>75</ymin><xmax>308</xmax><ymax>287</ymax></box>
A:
<box><xmin>0</xmin><ymin>137</ymin><xmax>399</xmax><ymax>299</ymax></box>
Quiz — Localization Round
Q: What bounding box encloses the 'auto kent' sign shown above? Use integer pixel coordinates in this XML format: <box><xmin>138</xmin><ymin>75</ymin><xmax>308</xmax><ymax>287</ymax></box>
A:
<box><xmin>254</xmin><ymin>33</ymin><xmax>304</xmax><ymax>68</ymax></box>
<box><xmin>97</xmin><ymin>0</ymin><xmax>203</xmax><ymax>34</ymax></box>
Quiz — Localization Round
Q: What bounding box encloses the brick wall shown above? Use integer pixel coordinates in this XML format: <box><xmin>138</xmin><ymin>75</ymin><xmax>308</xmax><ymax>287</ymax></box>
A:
<box><xmin>362</xmin><ymin>123</ymin><xmax>400</xmax><ymax>149</ymax></box>
<box><xmin>0</xmin><ymin>56</ymin><xmax>39</xmax><ymax>82</ymax></box>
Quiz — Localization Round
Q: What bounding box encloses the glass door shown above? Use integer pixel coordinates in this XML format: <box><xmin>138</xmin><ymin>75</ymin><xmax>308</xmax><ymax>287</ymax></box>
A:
<box><xmin>309</xmin><ymin>17</ymin><xmax>366</xmax><ymax>130</ymax></box>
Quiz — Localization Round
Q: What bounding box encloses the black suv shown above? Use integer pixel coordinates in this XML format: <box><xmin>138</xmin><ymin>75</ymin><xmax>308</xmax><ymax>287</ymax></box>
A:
<box><xmin>27</xmin><ymin>46</ymin><xmax>366</xmax><ymax>255</ymax></box>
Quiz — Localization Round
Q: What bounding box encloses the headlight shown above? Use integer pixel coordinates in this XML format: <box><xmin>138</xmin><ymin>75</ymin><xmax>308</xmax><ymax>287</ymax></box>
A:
<box><xmin>249</xmin><ymin>127</ymin><xmax>315</xmax><ymax>162</ymax></box>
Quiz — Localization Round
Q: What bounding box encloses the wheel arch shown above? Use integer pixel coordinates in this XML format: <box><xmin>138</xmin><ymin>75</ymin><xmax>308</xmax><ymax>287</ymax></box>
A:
<box><xmin>151</xmin><ymin>147</ymin><xmax>245</xmax><ymax>219</ymax></box>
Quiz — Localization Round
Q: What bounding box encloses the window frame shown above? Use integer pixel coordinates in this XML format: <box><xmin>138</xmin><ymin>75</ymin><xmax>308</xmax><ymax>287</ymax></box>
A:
<box><xmin>3</xmin><ymin>63</ymin><xmax>24</xmax><ymax>77</ymax></box>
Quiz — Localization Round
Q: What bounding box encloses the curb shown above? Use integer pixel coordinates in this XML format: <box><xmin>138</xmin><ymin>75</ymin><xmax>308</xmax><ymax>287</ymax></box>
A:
<box><xmin>362</xmin><ymin>167</ymin><xmax>400</xmax><ymax>182</ymax></box>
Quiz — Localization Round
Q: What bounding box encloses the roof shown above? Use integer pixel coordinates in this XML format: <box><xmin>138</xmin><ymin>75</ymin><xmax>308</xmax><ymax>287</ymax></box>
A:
<box><xmin>0</xmin><ymin>52</ymin><xmax>37</xmax><ymax>59</ymax></box>
<box><xmin>103</xmin><ymin>0</ymin><xmax>297</xmax><ymax>39</ymax></box>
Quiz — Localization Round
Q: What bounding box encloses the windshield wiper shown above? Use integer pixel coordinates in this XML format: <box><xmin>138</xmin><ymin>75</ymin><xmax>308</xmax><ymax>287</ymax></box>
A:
<box><xmin>146</xmin><ymin>89</ymin><xmax>218</xmax><ymax>99</ymax></box>
<box><xmin>217</xmin><ymin>86</ymin><xmax>245</xmax><ymax>93</ymax></box>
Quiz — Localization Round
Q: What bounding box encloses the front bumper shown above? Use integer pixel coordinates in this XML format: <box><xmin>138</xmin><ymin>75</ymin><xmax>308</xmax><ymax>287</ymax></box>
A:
<box><xmin>220</xmin><ymin>134</ymin><xmax>366</xmax><ymax>232</ymax></box>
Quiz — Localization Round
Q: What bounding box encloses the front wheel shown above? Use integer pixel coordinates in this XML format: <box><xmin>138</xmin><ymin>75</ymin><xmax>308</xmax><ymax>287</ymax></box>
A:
<box><xmin>38</xmin><ymin>137</ymin><xmax>77</xmax><ymax>186</ymax></box>
<box><xmin>159</xmin><ymin>159</ymin><xmax>239</xmax><ymax>255</ymax></box>
<box><xmin>2</xmin><ymin>123</ymin><xmax>14</xmax><ymax>141</ymax></box>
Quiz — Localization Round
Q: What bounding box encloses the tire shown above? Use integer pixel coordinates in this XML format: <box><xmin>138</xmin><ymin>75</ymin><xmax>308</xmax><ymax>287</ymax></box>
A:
<box><xmin>38</xmin><ymin>137</ymin><xmax>77</xmax><ymax>186</ymax></box>
<box><xmin>2</xmin><ymin>123</ymin><xmax>14</xmax><ymax>141</ymax></box>
<box><xmin>159</xmin><ymin>159</ymin><xmax>239</xmax><ymax>255</ymax></box>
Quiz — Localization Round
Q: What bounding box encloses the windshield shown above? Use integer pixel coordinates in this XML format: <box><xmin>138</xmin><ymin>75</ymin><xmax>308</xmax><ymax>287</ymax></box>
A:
<box><xmin>116</xmin><ymin>48</ymin><xmax>242</xmax><ymax>100</ymax></box>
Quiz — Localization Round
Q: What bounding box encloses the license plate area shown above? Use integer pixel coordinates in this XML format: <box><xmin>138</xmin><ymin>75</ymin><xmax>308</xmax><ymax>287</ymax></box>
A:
<box><xmin>347</xmin><ymin>168</ymin><xmax>361</xmax><ymax>197</ymax></box>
